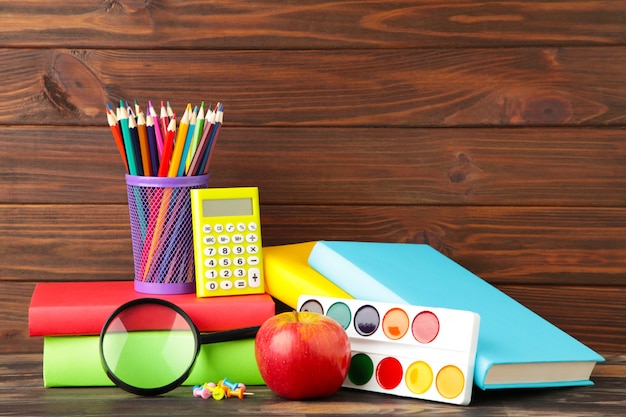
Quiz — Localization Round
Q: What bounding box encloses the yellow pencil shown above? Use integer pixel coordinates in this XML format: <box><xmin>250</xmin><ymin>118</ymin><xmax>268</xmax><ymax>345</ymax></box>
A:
<box><xmin>167</xmin><ymin>103</ymin><xmax>192</xmax><ymax>177</ymax></box>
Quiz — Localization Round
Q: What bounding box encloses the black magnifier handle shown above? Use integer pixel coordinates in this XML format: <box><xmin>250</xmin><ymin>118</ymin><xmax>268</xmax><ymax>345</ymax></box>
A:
<box><xmin>199</xmin><ymin>325</ymin><xmax>260</xmax><ymax>344</ymax></box>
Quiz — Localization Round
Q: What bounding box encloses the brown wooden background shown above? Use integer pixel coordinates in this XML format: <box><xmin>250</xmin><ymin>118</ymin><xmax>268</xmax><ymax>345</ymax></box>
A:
<box><xmin>0</xmin><ymin>1</ymin><xmax>624</xmax><ymax>356</ymax></box>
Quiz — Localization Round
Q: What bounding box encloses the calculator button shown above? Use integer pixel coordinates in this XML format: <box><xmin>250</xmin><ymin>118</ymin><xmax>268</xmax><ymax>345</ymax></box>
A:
<box><xmin>219</xmin><ymin>258</ymin><xmax>231</xmax><ymax>267</ymax></box>
<box><xmin>204</xmin><ymin>258</ymin><xmax>217</xmax><ymax>268</ymax></box>
<box><xmin>234</xmin><ymin>280</ymin><xmax>247</xmax><ymax>289</ymax></box>
<box><xmin>234</xmin><ymin>257</ymin><xmax>246</xmax><ymax>266</ymax></box>
<box><xmin>232</xmin><ymin>245</ymin><xmax>245</xmax><ymax>255</ymax></box>
<box><xmin>246</xmin><ymin>234</ymin><xmax>258</xmax><ymax>243</ymax></box>
<box><xmin>204</xmin><ymin>270</ymin><xmax>218</xmax><ymax>279</ymax></box>
<box><xmin>205</xmin><ymin>281</ymin><xmax>219</xmax><ymax>291</ymax></box>
<box><xmin>218</xmin><ymin>246</ymin><xmax>230</xmax><ymax>256</ymax></box>
<box><xmin>234</xmin><ymin>268</ymin><xmax>246</xmax><ymax>277</ymax></box>
<box><xmin>247</xmin><ymin>245</ymin><xmax>260</xmax><ymax>255</ymax></box>
<box><xmin>214</xmin><ymin>224</ymin><xmax>224</xmax><ymax>233</ymax></box>
<box><xmin>232</xmin><ymin>234</ymin><xmax>244</xmax><ymax>244</ymax></box>
<box><xmin>226</xmin><ymin>223</ymin><xmax>235</xmax><ymax>232</ymax></box>
<box><xmin>220</xmin><ymin>269</ymin><xmax>232</xmax><ymax>278</ymax></box>
<box><xmin>220</xmin><ymin>280</ymin><xmax>233</xmax><ymax>290</ymax></box>
<box><xmin>236</xmin><ymin>223</ymin><xmax>246</xmax><ymax>232</ymax></box>
<box><xmin>247</xmin><ymin>256</ymin><xmax>260</xmax><ymax>266</ymax></box>
<box><xmin>202</xmin><ymin>225</ymin><xmax>212</xmax><ymax>233</ymax></box>
<box><xmin>247</xmin><ymin>222</ymin><xmax>257</xmax><ymax>232</ymax></box>
<box><xmin>218</xmin><ymin>235</ymin><xmax>230</xmax><ymax>244</ymax></box>
<box><xmin>203</xmin><ymin>246</ymin><xmax>217</xmax><ymax>256</ymax></box>
<box><xmin>248</xmin><ymin>268</ymin><xmax>262</xmax><ymax>288</ymax></box>
<box><xmin>203</xmin><ymin>236</ymin><xmax>216</xmax><ymax>245</ymax></box>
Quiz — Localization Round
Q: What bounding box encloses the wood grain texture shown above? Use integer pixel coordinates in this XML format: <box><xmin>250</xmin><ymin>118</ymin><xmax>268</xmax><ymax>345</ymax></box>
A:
<box><xmin>1</xmin><ymin>205</ymin><xmax>624</xmax><ymax>286</ymax></box>
<box><xmin>1</xmin><ymin>1</ymin><xmax>625</xmax><ymax>48</ymax></box>
<box><xmin>0</xmin><ymin>353</ymin><xmax>624</xmax><ymax>416</ymax></box>
<box><xmin>0</xmin><ymin>0</ymin><xmax>624</xmax><ymax>382</ymax></box>
<box><xmin>0</xmin><ymin>48</ymin><xmax>625</xmax><ymax>126</ymax></box>
<box><xmin>1</xmin><ymin>126</ymin><xmax>624</xmax><ymax>206</ymax></box>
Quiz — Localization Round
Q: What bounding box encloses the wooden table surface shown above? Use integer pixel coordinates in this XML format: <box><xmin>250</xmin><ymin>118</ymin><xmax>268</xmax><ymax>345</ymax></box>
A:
<box><xmin>2</xmin><ymin>353</ymin><xmax>624</xmax><ymax>416</ymax></box>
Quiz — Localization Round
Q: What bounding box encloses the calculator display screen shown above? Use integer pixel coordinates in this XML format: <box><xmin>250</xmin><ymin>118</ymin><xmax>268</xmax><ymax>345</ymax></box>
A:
<box><xmin>202</xmin><ymin>198</ymin><xmax>253</xmax><ymax>217</ymax></box>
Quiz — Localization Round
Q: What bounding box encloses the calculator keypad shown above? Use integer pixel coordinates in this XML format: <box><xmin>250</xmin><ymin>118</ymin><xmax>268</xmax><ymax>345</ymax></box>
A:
<box><xmin>191</xmin><ymin>187</ymin><xmax>266</xmax><ymax>298</ymax></box>
<box><xmin>199</xmin><ymin>222</ymin><xmax>263</xmax><ymax>293</ymax></box>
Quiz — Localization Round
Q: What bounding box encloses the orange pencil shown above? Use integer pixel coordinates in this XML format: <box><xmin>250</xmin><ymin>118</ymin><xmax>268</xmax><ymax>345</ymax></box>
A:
<box><xmin>136</xmin><ymin>111</ymin><xmax>152</xmax><ymax>176</ymax></box>
<box><xmin>105</xmin><ymin>105</ymin><xmax>128</xmax><ymax>172</ymax></box>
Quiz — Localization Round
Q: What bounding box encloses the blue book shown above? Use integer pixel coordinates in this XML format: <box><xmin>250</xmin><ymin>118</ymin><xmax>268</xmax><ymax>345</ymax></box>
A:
<box><xmin>307</xmin><ymin>240</ymin><xmax>604</xmax><ymax>390</ymax></box>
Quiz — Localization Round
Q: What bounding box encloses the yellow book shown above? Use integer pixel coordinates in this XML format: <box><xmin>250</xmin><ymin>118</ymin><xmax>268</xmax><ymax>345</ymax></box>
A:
<box><xmin>262</xmin><ymin>241</ymin><xmax>352</xmax><ymax>308</ymax></box>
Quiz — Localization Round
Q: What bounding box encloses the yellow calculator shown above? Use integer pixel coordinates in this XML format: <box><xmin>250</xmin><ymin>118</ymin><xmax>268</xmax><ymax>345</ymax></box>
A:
<box><xmin>190</xmin><ymin>187</ymin><xmax>265</xmax><ymax>297</ymax></box>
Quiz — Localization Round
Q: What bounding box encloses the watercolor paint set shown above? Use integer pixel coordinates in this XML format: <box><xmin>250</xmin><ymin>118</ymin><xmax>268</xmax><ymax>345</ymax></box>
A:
<box><xmin>297</xmin><ymin>295</ymin><xmax>480</xmax><ymax>405</ymax></box>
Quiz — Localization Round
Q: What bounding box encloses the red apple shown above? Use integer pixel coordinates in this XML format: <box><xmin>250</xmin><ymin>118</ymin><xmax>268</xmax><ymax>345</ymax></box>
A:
<box><xmin>254</xmin><ymin>310</ymin><xmax>351</xmax><ymax>400</ymax></box>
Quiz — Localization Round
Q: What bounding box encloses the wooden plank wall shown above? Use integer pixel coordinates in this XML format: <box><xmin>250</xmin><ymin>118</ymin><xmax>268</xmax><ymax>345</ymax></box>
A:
<box><xmin>0</xmin><ymin>1</ymin><xmax>624</xmax><ymax>355</ymax></box>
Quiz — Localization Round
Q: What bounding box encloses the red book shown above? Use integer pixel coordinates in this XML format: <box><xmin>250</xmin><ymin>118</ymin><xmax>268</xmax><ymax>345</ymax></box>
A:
<box><xmin>29</xmin><ymin>281</ymin><xmax>275</xmax><ymax>336</ymax></box>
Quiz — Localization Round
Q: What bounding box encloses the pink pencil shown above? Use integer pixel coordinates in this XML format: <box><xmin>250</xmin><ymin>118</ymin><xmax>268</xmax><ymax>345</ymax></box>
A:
<box><xmin>148</xmin><ymin>100</ymin><xmax>164</xmax><ymax>159</ymax></box>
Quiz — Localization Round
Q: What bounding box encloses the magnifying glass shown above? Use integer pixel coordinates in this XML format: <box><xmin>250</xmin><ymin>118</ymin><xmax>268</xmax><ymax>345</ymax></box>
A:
<box><xmin>99</xmin><ymin>298</ymin><xmax>260</xmax><ymax>396</ymax></box>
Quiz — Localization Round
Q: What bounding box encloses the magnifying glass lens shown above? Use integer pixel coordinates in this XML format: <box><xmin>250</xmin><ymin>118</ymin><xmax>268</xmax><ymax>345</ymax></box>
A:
<box><xmin>100</xmin><ymin>301</ymin><xmax>198</xmax><ymax>394</ymax></box>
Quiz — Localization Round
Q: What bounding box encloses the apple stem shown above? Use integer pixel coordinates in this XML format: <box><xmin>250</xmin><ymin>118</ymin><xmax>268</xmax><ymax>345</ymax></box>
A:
<box><xmin>293</xmin><ymin>310</ymin><xmax>299</xmax><ymax>322</ymax></box>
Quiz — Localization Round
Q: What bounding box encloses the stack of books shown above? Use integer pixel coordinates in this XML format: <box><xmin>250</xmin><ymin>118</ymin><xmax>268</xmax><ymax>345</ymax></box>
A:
<box><xmin>29</xmin><ymin>281</ymin><xmax>275</xmax><ymax>387</ymax></box>
<box><xmin>263</xmin><ymin>240</ymin><xmax>604</xmax><ymax>390</ymax></box>
<box><xmin>30</xmin><ymin>240</ymin><xmax>605</xmax><ymax>392</ymax></box>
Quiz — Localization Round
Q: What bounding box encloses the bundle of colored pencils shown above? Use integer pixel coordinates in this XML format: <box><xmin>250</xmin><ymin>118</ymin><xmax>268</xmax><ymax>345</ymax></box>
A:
<box><xmin>106</xmin><ymin>100</ymin><xmax>223</xmax><ymax>177</ymax></box>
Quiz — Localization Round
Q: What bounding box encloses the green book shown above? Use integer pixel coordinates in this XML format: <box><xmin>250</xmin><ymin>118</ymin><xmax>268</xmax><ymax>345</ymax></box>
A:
<box><xmin>43</xmin><ymin>336</ymin><xmax>263</xmax><ymax>387</ymax></box>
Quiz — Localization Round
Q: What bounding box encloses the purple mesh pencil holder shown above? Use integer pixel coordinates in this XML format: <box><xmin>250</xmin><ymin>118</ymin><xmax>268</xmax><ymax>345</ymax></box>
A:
<box><xmin>126</xmin><ymin>174</ymin><xmax>209</xmax><ymax>294</ymax></box>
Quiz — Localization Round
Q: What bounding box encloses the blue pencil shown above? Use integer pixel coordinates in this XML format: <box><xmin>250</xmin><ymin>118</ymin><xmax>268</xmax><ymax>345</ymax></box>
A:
<box><xmin>177</xmin><ymin>106</ymin><xmax>197</xmax><ymax>177</ymax></box>
<box><xmin>198</xmin><ymin>103</ymin><xmax>223</xmax><ymax>175</ymax></box>
<box><xmin>127</xmin><ymin>107</ymin><xmax>144</xmax><ymax>176</ymax></box>
<box><xmin>146</xmin><ymin>115</ymin><xmax>159</xmax><ymax>176</ymax></box>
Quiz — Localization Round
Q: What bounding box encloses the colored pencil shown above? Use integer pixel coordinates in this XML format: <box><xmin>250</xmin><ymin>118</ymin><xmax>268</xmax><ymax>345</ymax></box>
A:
<box><xmin>105</xmin><ymin>105</ymin><xmax>128</xmax><ymax>173</ymax></box>
<box><xmin>177</xmin><ymin>106</ymin><xmax>197</xmax><ymax>177</ymax></box>
<box><xmin>145</xmin><ymin>115</ymin><xmax>159</xmax><ymax>176</ymax></box>
<box><xmin>159</xmin><ymin>101</ymin><xmax>170</xmax><ymax>145</ymax></box>
<box><xmin>133</xmin><ymin>99</ymin><xmax>142</xmax><ymax>119</ymax></box>
<box><xmin>186</xmin><ymin>106</ymin><xmax>216</xmax><ymax>176</ymax></box>
<box><xmin>107</xmin><ymin>99</ymin><xmax>224</xmax><ymax>177</ymax></box>
<box><xmin>136</xmin><ymin>111</ymin><xmax>152</xmax><ymax>176</ymax></box>
<box><xmin>157</xmin><ymin>117</ymin><xmax>177</xmax><ymax>177</ymax></box>
<box><xmin>167</xmin><ymin>104</ymin><xmax>191</xmax><ymax>177</ymax></box>
<box><xmin>148</xmin><ymin>101</ymin><xmax>164</xmax><ymax>159</ymax></box>
<box><xmin>185</xmin><ymin>102</ymin><xmax>205</xmax><ymax>173</ymax></box>
<box><xmin>127</xmin><ymin>108</ymin><xmax>143</xmax><ymax>176</ymax></box>
<box><xmin>200</xmin><ymin>103</ymin><xmax>224</xmax><ymax>175</ymax></box>
<box><xmin>118</xmin><ymin>101</ymin><xmax>138</xmax><ymax>176</ymax></box>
